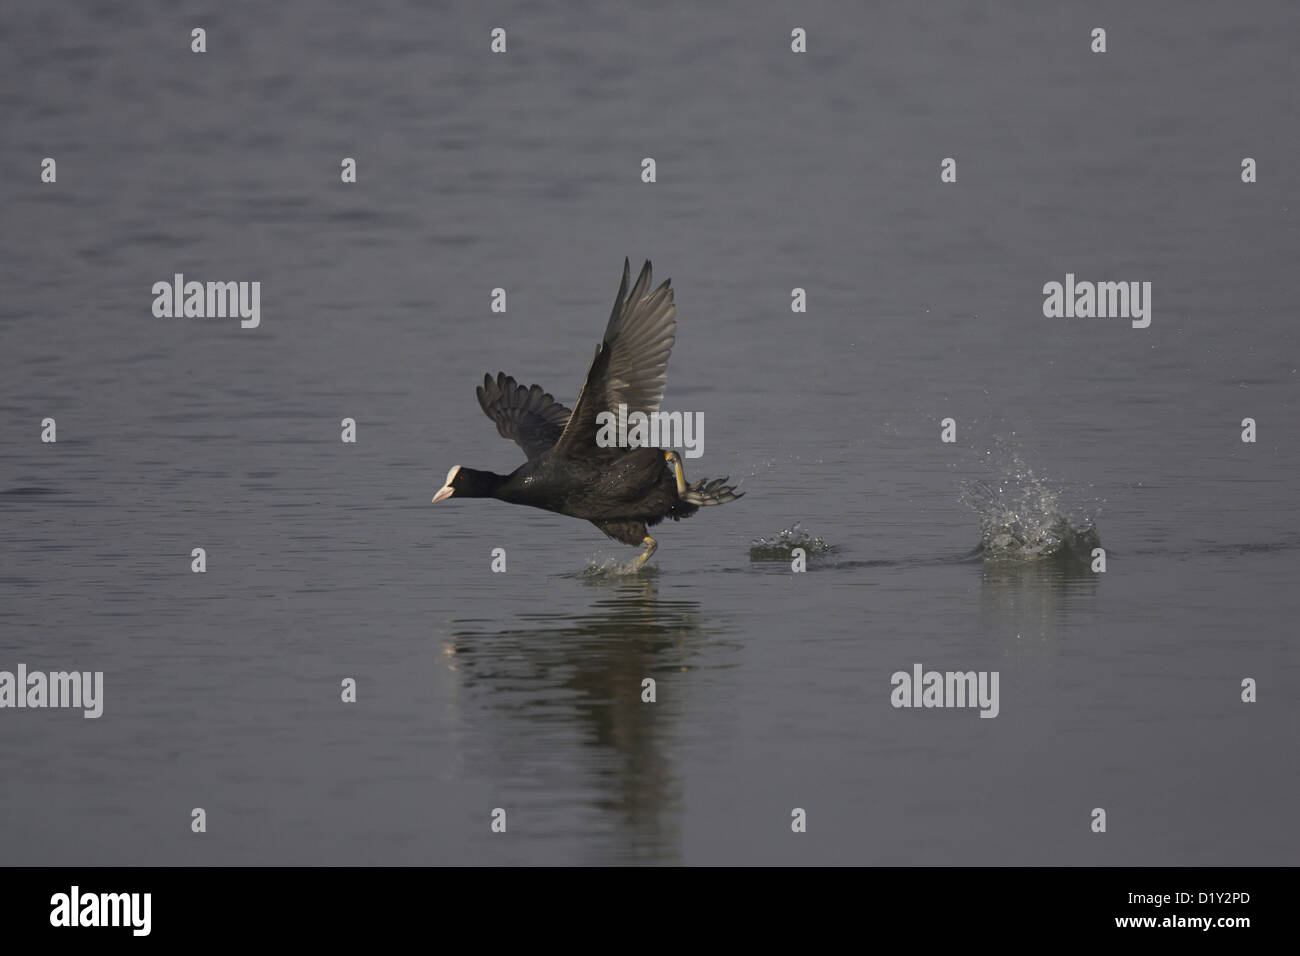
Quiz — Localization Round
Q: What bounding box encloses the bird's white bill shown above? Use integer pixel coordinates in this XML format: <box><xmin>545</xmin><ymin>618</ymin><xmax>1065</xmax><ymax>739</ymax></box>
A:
<box><xmin>432</xmin><ymin>465</ymin><xmax>461</xmax><ymax>503</ymax></box>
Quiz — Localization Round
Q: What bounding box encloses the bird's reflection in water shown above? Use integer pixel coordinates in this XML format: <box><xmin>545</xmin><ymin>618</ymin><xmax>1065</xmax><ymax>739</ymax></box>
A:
<box><xmin>443</xmin><ymin>574</ymin><xmax>729</xmax><ymax>864</ymax></box>
<box><xmin>978</xmin><ymin>554</ymin><xmax>1100</xmax><ymax>650</ymax></box>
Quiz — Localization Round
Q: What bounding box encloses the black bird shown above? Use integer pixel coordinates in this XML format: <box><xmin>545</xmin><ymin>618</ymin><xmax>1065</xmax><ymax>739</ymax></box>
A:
<box><xmin>433</xmin><ymin>259</ymin><xmax>742</xmax><ymax>566</ymax></box>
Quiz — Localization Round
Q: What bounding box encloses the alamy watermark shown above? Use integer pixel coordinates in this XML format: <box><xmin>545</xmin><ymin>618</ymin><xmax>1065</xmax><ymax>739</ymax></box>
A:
<box><xmin>1043</xmin><ymin>273</ymin><xmax>1151</xmax><ymax>328</ymax></box>
<box><xmin>152</xmin><ymin>274</ymin><xmax>260</xmax><ymax>328</ymax></box>
<box><xmin>596</xmin><ymin>403</ymin><xmax>704</xmax><ymax>458</ymax></box>
<box><xmin>0</xmin><ymin>664</ymin><xmax>103</xmax><ymax>718</ymax></box>
<box><xmin>891</xmin><ymin>663</ymin><xmax>999</xmax><ymax>718</ymax></box>
<box><xmin>50</xmin><ymin>886</ymin><xmax>150</xmax><ymax>936</ymax></box>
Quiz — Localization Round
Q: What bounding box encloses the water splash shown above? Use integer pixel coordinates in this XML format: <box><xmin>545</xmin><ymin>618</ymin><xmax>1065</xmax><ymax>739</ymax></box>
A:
<box><xmin>578</xmin><ymin>554</ymin><xmax>661</xmax><ymax>578</ymax></box>
<box><xmin>749</xmin><ymin>523</ymin><xmax>836</xmax><ymax>561</ymax></box>
<box><xmin>960</xmin><ymin>461</ymin><xmax>1100</xmax><ymax>562</ymax></box>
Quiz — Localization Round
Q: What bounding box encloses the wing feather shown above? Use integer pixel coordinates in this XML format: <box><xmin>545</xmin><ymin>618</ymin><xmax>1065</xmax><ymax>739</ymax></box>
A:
<box><xmin>554</xmin><ymin>259</ymin><xmax>677</xmax><ymax>457</ymax></box>
<box><xmin>476</xmin><ymin>372</ymin><xmax>572</xmax><ymax>460</ymax></box>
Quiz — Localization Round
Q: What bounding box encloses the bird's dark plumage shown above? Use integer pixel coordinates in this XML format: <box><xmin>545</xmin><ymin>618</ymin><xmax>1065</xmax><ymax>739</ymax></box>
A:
<box><xmin>437</xmin><ymin>259</ymin><xmax>742</xmax><ymax>564</ymax></box>
<box><xmin>475</xmin><ymin>372</ymin><xmax>571</xmax><ymax>460</ymax></box>
<box><xmin>555</xmin><ymin>258</ymin><xmax>677</xmax><ymax>458</ymax></box>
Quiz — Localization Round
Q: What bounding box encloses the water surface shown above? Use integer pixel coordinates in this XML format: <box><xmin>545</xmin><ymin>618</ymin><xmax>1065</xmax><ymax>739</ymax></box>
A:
<box><xmin>1</xmin><ymin>0</ymin><xmax>1297</xmax><ymax>865</ymax></box>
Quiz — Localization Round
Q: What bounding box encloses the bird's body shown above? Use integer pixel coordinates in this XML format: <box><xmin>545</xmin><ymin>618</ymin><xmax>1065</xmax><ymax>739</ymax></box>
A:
<box><xmin>434</xmin><ymin>259</ymin><xmax>742</xmax><ymax>563</ymax></box>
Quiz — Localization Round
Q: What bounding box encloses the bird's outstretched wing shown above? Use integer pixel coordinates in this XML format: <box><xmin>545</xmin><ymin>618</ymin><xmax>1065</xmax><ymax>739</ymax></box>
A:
<box><xmin>476</xmin><ymin>372</ymin><xmax>573</xmax><ymax>460</ymax></box>
<box><xmin>553</xmin><ymin>259</ymin><xmax>677</xmax><ymax>458</ymax></box>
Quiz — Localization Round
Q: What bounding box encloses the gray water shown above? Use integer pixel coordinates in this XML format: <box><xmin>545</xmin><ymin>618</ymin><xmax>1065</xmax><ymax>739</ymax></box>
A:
<box><xmin>1</xmin><ymin>1</ymin><xmax>1297</xmax><ymax>865</ymax></box>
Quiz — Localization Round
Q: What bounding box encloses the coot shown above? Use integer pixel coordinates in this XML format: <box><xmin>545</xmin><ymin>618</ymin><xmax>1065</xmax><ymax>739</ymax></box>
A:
<box><xmin>433</xmin><ymin>259</ymin><xmax>742</xmax><ymax>566</ymax></box>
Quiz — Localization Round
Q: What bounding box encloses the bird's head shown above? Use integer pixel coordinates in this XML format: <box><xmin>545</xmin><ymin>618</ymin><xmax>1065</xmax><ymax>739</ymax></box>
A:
<box><xmin>433</xmin><ymin>465</ymin><xmax>507</xmax><ymax>502</ymax></box>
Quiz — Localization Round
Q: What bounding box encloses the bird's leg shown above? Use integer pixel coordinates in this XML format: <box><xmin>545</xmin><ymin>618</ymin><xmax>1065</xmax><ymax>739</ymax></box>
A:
<box><xmin>664</xmin><ymin>451</ymin><xmax>688</xmax><ymax>496</ymax></box>
<box><xmin>633</xmin><ymin>534</ymin><xmax>658</xmax><ymax>567</ymax></box>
